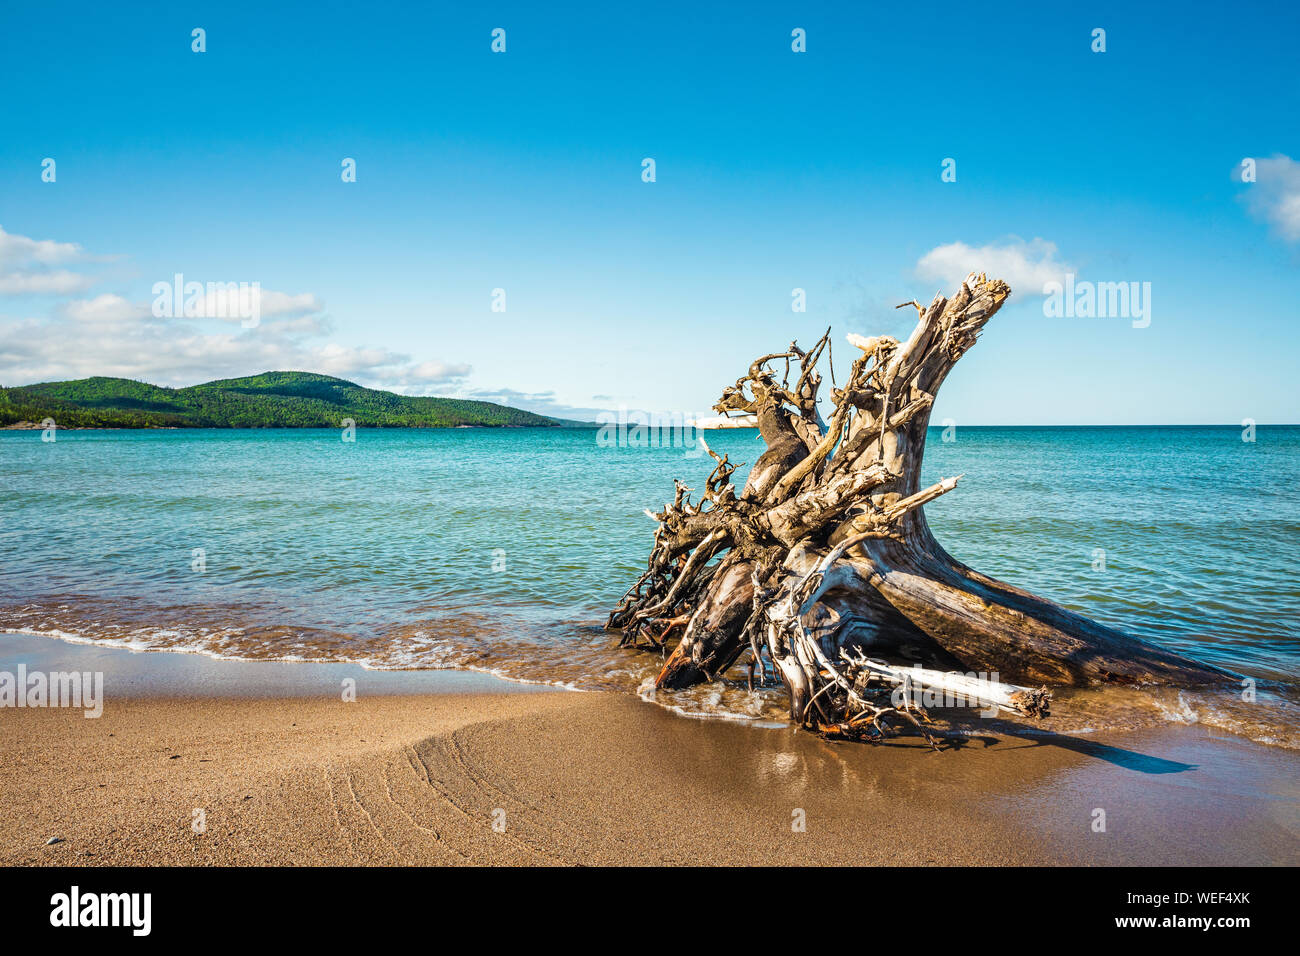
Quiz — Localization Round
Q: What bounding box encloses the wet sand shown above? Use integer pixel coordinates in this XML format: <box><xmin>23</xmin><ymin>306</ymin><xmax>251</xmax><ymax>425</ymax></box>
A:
<box><xmin>1</xmin><ymin>636</ymin><xmax>1297</xmax><ymax>866</ymax></box>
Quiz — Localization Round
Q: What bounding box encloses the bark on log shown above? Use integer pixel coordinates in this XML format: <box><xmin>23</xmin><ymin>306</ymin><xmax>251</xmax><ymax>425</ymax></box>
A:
<box><xmin>608</xmin><ymin>273</ymin><xmax>1226</xmax><ymax>740</ymax></box>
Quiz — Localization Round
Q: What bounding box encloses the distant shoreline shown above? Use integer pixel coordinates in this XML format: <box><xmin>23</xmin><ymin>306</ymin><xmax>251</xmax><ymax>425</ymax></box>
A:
<box><xmin>0</xmin><ymin>421</ymin><xmax>573</xmax><ymax>431</ymax></box>
<box><xmin>4</xmin><ymin>421</ymin><xmax>1295</xmax><ymax>431</ymax></box>
<box><xmin>0</xmin><ymin>371</ymin><xmax>567</xmax><ymax>429</ymax></box>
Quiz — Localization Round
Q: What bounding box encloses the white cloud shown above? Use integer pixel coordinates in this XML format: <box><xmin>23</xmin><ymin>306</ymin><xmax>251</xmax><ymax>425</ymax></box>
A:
<box><xmin>63</xmin><ymin>293</ymin><xmax>149</xmax><ymax>323</ymax></box>
<box><xmin>915</xmin><ymin>237</ymin><xmax>1072</xmax><ymax>294</ymax></box>
<box><xmin>0</xmin><ymin>270</ymin><xmax>96</xmax><ymax>295</ymax></box>
<box><xmin>177</xmin><ymin>285</ymin><xmax>325</xmax><ymax>323</ymax></box>
<box><xmin>1</xmin><ymin>292</ymin><xmax>473</xmax><ymax>392</ymax></box>
<box><xmin>466</xmin><ymin>387</ymin><xmax>606</xmax><ymax>421</ymax></box>
<box><xmin>0</xmin><ymin>225</ymin><xmax>85</xmax><ymax>267</ymax></box>
<box><xmin>380</xmin><ymin>360</ymin><xmax>475</xmax><ymax>389</ymax></box>
<box><xmin>259</xmin><ymin>313</ymin><xmax>332</xmax><ymax>335</ymax></box>
<box><xmin>0</xmin><ymin>225</ymin><xmax>113</xmax><ymax>297</ymax></box>
<box><xmin>310</xmin><ymin>343</ymin><xmax>472</xmax><ymax>387</ymax></box>
<box><xmin>260</xmin><ymin>290</ymin><xmax>324</xmax><ymax>317</ymax></box>
<box><xmin>0</xmin><ymin>228</ymin><xmax>475</xmax><ymax>395</ymax></box>
<box><xmin>1241</xmin><ymin>154</ymin><xmax>1300</xmax><ymax>242</ymax></box>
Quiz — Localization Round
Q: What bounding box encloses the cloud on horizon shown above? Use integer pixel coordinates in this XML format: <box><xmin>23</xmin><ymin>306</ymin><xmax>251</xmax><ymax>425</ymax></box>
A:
<box><xmin>465</xmin><ymin>387</ymin><xmax>608</xmax><ymax>421</ymax></box>
<box><xmin>0</xmin><ymin>226</ymin><xmax>474</xmax><ymax>392</ymax></box>
<box><xmin>465</xmin><ymin>386</ymin><xmax>724</xmax><ymax>422</ymax></box>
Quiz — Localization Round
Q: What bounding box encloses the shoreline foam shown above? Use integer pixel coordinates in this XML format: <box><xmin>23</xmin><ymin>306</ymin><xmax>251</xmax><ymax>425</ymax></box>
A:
<box><xmin>4</xmin><ymin>622</ymin><xmax>1297</xmax><ymax>752</ymax></box>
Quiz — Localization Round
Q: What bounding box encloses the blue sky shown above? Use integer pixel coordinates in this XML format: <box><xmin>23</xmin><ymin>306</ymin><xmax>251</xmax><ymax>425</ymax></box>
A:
<box><xmin>1</xmin><ymin>0</ymin><xmax>1297</xmax><ymax>423</ymax></box>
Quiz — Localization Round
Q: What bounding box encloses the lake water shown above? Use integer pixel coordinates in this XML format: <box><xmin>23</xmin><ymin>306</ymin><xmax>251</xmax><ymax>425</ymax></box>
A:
<box><xmin>2</xmin><ymin>425</ymin><xmax>1297</xmax><ymax>745</ymax></box>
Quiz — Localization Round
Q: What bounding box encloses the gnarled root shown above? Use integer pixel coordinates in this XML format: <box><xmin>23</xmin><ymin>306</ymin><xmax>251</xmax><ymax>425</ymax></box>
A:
<box><xmin>608</xmin><ymin>272</ymin><xmax>1227</xmax><ymax>744</ymax></box>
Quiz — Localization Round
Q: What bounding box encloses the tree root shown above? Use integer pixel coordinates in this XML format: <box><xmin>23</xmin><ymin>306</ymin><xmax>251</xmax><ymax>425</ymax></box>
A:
<box><xmin>607</xmin><ymin>272</ymin><xmax>1227</xmax><ymax>744</ymax></box>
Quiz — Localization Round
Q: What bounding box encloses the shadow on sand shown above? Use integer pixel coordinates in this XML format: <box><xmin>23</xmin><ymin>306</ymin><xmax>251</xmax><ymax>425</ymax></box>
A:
<box><xmin>938</xmin><ymin>722</ymin><xmax>1196</xmax><ymax>774</ymax></box>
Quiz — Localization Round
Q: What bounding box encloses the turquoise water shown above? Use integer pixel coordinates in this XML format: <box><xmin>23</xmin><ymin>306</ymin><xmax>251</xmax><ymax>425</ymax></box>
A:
<box><xmin>2</xmin><ymin>426</ymin><xmax>1298</xmax><ymax>743</ymax></box>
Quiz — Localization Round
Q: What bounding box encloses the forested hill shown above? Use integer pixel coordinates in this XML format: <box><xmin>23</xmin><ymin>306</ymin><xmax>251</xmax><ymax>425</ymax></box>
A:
<box><xmin>0</xmin><ymin>371</ymin><xmax>561</xmax><ymax>428</ymax></box>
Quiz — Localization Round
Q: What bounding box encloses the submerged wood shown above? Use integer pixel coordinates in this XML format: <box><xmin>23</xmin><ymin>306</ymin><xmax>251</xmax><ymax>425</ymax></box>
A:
<box><xmin>608</xmin><ymin>273</ymin><xmax>1226</xmax><ymax>741</ymax></box>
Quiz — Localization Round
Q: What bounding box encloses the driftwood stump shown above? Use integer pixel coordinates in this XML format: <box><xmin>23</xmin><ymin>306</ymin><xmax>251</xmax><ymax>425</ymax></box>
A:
<box><xmin>608</xmin><ymin>273</ymin><xmax>1224</xmax><ymax>740</ymax></box>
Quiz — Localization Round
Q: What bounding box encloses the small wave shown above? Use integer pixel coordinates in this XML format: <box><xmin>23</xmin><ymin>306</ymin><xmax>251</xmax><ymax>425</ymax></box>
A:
<box><xmin>2</xmin><ymin>598</ymin><xmax>1296</xmax><ymax>750</ymax></box>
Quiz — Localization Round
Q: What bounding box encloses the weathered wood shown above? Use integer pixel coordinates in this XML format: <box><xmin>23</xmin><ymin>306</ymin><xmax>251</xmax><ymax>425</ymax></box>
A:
<box><xmin>607</xmin><ymin>273</ymin><xmax>1227</xmax><ymax>741</ymax></box>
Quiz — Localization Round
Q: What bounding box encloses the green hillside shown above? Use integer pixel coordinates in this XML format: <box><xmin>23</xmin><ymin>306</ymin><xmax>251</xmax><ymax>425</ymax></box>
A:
<box><xmin>0</xmin><ymin>372</ymin><xmax>560</xmax><ymax>429</ymax></box>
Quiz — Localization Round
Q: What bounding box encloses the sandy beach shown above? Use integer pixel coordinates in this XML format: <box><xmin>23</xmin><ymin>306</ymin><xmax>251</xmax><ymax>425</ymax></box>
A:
<box><xmin>2</xmin><ymin>635</ymin><xmax>1297</xmax><ymax>867</ymax></box>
